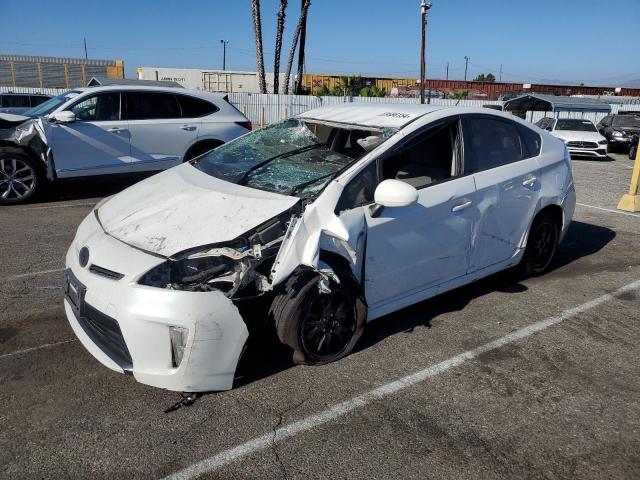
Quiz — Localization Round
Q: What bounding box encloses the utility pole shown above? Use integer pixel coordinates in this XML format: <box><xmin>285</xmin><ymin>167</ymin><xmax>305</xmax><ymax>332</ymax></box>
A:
<box><xmin>445</xmin><ymin>62</ymin><xmax>449</xmax><ymax>81</ymax></box>
<box><xmin>83</xmin><ymin>38</ymin><xmax>88</xmax><ymax>60</ymax></box>
<box><xmin>420</xmin><ymin>1</ymin><xmax>432</xmax><ymax>104</ymax></box>
<box><xmin>499</xmin><ymin>64</ymin><xmax>503</xmax><ymax>82</ymax></box>
<box><xmin>464</xmin><ymin>56</ymin><xmax>470</xmax><ymax>81</ymax></box>
<box><xmin>220</xmin><ymin>40</ymin><xmax>229</xmax><ymax>70</ymax></box>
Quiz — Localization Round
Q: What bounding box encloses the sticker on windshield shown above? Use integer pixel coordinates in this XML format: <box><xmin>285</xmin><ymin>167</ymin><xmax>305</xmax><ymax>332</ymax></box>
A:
<box><xmin>377</xmin><ymin>112</ymin><xmax>412</xmax><ymax>119</ymax></box>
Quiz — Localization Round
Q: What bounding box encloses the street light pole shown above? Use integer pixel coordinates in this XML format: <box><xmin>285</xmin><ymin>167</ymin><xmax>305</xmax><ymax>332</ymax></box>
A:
<box><xmin>420</xmin><ymin>1</ymin><xmax>432</xmax><ymax>105</ymax></box>
<box><xmin>220</xmin><ymin>40</ymin><xmax>229</xmax><ymax>70</ymax></box>
<box><xmin>464</xmin><ymin>56</ymin><xmax>470</xmax><ymax>81</ymax></box>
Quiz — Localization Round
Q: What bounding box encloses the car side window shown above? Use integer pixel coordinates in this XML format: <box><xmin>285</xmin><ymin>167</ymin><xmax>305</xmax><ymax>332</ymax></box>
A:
<box><xmin>176</xmin><ymin>94</ymin><xmax>218</xmax><ymax>118</ymax></box>
<box><xmin>517</xmin><ymin>124</ymin><xmax>542</xmax><ymax>159</ymax></box>
<box><xmin>30</xmin><ymin>96</ymin><xmax>48</xmax><ymax>107</ymax></box>
<box><xmin>462</xmin><ymin>115</ymin><xmax>524</xmax><ymax>174</ymax></box>
<box><xmin>69</xmin><ymin>93</ymin><xmax>121</xmax><ymax>121</ymax></box>
<box><xmin>3</xmin><ymin>95</ymin><xmax>30</xmax><ymax>108</ymax></box>
<box><xmin>335</xmin><ymin>161</ymin><xmax>378</xmax><ymax>213</ymax></box>
<box><xmin>125</xmin><ymin>92</ymin><xmax>181</xmax><ymax>120</ymax></box>
<box><xmin>380</xmin><ymin>117</ymin><xmax>460</xmax><ymax>190</ymax></box>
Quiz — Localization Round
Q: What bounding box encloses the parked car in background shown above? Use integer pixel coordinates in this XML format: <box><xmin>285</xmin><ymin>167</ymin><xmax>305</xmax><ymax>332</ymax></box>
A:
<box><xmin>596</xmin><ymin>113</ymin><xmax>640</xmax><ymax>152</ymax></box>
<box><xmin>536</xmin><ymin>117</ymin><xmax>608</xmax><ymax>158</ymax></box>
<box><xmin>0</xmin><ymin>93</ymin><xmax>50</xmax><ymax>115</ymax></box>
<box><xmin>0</xmin><ymin>85</ymin><xmax>251</xmax><ymax>204</ymax></box>
<box><xmin>63</xmin><ymin>104</ymin><xmax>575</xmax><ymax>393</ymax></box>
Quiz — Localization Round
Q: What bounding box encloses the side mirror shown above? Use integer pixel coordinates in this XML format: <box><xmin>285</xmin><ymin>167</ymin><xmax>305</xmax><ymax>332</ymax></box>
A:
<box><xmin>370</xmin><ymin>179</ymin><xmax>418</xmax><ymax>217</ymax></box>
<box><xmin>49</xmin><ymin>111</ymin><xmax>76</xmax><ymax>123</ymax></box>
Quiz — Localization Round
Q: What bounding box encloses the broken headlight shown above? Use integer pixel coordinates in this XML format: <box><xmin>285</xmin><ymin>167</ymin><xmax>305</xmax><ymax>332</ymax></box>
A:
<box><xmin>139</xmin><ymin>254</ymin><xmax>238</xmax><ymax>291</ymax></box>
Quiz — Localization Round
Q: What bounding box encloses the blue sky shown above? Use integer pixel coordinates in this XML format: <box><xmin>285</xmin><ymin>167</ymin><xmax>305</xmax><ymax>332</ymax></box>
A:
<box><xmin>2</xmin><ymin>0</ymin><xmax>639</xmax><ymax>86</ymax></box>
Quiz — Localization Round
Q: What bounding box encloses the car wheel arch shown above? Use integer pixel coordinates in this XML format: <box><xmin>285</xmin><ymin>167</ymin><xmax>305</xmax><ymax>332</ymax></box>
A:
<box><xmin>183</xmin><ymin>139</ymin><xmax>224</xmax><ymax>162</ymax></box>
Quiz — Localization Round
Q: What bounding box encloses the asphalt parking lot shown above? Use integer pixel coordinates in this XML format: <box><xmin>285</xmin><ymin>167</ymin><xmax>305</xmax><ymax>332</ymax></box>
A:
<box><xmin>1</xmin><ymin>152</ymin><xmax>639</xmax><ymax>479</ymax></box>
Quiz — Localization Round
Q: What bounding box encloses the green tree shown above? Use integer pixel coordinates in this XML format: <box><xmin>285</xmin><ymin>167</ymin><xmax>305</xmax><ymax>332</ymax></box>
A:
<box><xmin>452</xmin><ymin>90</ymin><xmax>469</xmax><ymax>100</ymax></box>
<box><xmin>316</xmin><ymin>84</ymin><xmax>330</xmax><ymax>96</ymax></box>
<box><xmin>360</xmin><ymin>85</ymin><xmax>387</xmax><ymax>97</ymax></box>
<box><xmin>473</xmin><ymin>73</ymin><xmax>496</xmax><ymax>82</ymax></box>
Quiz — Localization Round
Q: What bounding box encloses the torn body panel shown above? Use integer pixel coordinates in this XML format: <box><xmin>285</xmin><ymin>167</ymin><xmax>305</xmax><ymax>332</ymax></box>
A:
<box><xmin>0</xmin><ymin>118</ymin><xmax>53</xmax><ymax>178</ymax></box>
<box><xmin>270</xmin><ymin>181</ymin><xmax>367</xmax><ymax>287</ymax></box>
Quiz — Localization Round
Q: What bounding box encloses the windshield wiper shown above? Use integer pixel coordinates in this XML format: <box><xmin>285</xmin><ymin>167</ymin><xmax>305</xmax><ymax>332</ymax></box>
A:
<box><xmin>289</xmin><ymin>172</ymin><xmax>337</xmax><ymax>197</ymax></box>
<box><xmin>237</xmin><ymin>143</ymin><xmax>325</xmax><ymax>185</ymax></box>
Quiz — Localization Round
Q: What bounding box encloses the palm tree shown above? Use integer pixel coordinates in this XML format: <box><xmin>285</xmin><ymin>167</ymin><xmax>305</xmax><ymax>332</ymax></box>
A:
<box><xmin>273</xmin><ymin>0</ymin><xmax>288</xmax><ymax>93</ymax></box>
<box><xmin>251</xmin><ymin>0</ymin><xmax>267</xmax><ymax>93</ymax></box>
<box><xmin>283</xmin><ymin>0</ymin><xmax>311</xmax><ymax>94</ymax></box>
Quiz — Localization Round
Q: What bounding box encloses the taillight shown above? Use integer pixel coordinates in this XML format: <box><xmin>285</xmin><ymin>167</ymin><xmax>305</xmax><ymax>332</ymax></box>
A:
<box><xmin>235</xmin><ymin>121</ymin><xmax>252</xmax><ymax>131</ymax></box>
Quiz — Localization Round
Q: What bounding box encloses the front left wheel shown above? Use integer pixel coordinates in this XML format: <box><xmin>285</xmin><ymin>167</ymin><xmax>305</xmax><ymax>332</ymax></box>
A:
<box><xmin>0</xmin><ymin>153</ymin><xmax>42</xmax><ymax>205</ymax></box>
<box><xmin>270</xmin><ymin>269</ymin><xmax>366</xmax><ymax>365</ymax></box>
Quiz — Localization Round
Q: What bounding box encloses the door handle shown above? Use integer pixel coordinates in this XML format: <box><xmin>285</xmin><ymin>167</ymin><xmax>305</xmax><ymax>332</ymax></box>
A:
<box><xmin>522</xmin><ymin>175</ymin><xmax>537</xmax><ymax>187</ymax></box>
<box><xmin>180</xmin><ymin>125</ymin><xmax>196</xmax><ymax>131</ymax></box>
<box><xmin>107</xmin><ymin>127</ymin><xmax>125</xmax><ymax>133</ymax></box>
<box><xmin>451</xmin><ymin>199</ymin><xmax>473</xmax><ymax>212</ymax></box>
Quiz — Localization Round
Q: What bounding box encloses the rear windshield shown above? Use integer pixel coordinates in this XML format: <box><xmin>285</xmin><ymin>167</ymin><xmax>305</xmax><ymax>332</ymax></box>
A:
<box><xmin>194</xmin><ymin>118</ymin><xmax>396</xmax><ymax>199</ymax></box>
<box><xmin>555</xmin><ymin>119</ymin><xmax>597</xmax><ymax>132</ymax></box>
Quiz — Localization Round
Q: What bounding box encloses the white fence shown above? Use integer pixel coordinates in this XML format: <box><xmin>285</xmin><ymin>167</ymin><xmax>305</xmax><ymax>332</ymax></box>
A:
<box><xmin>2</xmin><ymin>85</ymin><xmax>638</xmax><ymax>127</ymax></box>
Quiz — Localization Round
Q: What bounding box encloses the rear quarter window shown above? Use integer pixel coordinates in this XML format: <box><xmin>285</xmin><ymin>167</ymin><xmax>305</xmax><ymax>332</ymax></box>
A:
<box><xmin>517</xmin><ymin>124</ymin><xmax>542</xmax><ymax>158</ymax></box>
<box><xmin>176</xmin><ymin>94</ymin><xmax>218</xmax><ymax>118</ymax></box>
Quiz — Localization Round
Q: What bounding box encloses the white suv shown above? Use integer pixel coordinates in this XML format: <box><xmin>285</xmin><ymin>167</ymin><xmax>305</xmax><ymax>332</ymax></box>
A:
<box><xmin>0</xmin><ymin>85</ymin><xmax>251</xmax><ymax>204</ymax></box>
<box><xmin>64</xmin><ymin>104</ymin><xmax>576</xmax><ymax>393</ymax></box>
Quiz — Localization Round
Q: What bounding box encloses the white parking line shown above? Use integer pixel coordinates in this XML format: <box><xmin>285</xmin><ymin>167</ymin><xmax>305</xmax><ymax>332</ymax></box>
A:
<box><xmin>18</xmin><ymin>202</ymin><xmax>97</xmax><ymax>211</ymax></box>
<box><xmin>8</xmin><ymin>268</ymin><xmax>64</xmax><ymax>280</ymax></box>
<box><xmin>576</xmin><ymin>202</ymin><xmax>640</xmax><ymax>218</ymax></box>
<box><xmin>162</xmin><ymin>278</ymin><xmax>640</xmax><ymax>480</ymax></box>
<box><xmin>0</xmin><ymin>340</ymin><xmax>76</xmax><ymax>360</ymax></box>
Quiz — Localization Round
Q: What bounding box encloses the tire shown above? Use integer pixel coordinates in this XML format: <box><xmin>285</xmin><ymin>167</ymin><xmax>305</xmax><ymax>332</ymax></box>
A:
<box><xmin>270</xmin><ymin>268</ymin><xmax>367</xmax><ymax>365</ymax></box>
<box><xmin>630</xmin><ymin>146</ymin><xmax>637</xmax><ymax>160</ymax></box>
<box><xmin>518</xmin><ymin>213</ymin><xmax>559</xmax><ymax>276</ymax></box>
<box><xmin>0</xmin><ymin>152</ymin><xmax>42</xmax><ymax>205</ymax></box>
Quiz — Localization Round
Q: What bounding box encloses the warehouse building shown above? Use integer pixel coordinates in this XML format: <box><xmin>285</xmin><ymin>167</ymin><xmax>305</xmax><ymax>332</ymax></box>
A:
<box><xmin>0</xmin><ymin>54</ymin><xmax>124</xmax><ymax>89</ymax></box>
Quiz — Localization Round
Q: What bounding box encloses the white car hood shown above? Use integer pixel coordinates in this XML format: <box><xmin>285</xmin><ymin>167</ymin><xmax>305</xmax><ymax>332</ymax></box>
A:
<box><xmin>98</xmin><ymin>163</ymin><xmax>300</xmax><ymax>257</ymax></box>
<box><xmin>552</xmin><ymin>130</ymin><xmax>606</xmax><ymax>143</ymax></box>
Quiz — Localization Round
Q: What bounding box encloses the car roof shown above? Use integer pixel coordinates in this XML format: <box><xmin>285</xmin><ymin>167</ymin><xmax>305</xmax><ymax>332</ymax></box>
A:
<box><xmin>70</xmin><ymin>85</ymin><xmax>227</xmax><ymax>99</ymax></box>
<box><xmin>300</xmin><ymin>103</ymin><xmax>446</xmax><ymax>129</ymax></box>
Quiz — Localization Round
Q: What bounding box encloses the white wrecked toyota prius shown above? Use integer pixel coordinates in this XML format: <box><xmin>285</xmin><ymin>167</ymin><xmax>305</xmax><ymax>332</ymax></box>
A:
<box><xmin>64</xmin><ymin>104</ymin><xmax>575</xmax><ymax>392</ymax></box>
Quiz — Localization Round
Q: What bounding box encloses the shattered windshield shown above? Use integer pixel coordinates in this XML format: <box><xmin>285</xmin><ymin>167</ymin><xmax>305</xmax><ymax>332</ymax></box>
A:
<box><xmin>194</xmin><ymin>117</ymin><xmax>396</xmax><ymax>198</ymax></box>
<box><xmin>23</xmin><ymin>90</ymin><xmax>82</xmax><ymax>117</ymax></box>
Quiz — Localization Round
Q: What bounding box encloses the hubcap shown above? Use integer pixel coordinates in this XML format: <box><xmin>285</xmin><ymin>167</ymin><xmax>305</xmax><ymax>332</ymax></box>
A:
<box><xmin>0</xmin><ymin>158</ymin><xmax>35</xmax><ymax>200</ymax></box>
<box><xmin>301</xmin><ymin>291</ymin><xmax>356</xmax><ymax>360</ymax></box>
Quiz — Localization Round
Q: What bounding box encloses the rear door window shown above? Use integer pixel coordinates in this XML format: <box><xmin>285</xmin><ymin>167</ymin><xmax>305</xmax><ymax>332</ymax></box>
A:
<box><xmin>517</xmin><ymin>124</ymin><xmax>542</xmax><ymax>159</ymax></box>
<box><xmin>125</xmin><ymin>92</ymin><xmax>181</xmax><ymax>120</ymax></box>
<box><xmin>176</xmin><ymin>94</ymin><xmax>218</xmax><ymax>118</ymax></box>
<box><xmin>462</xmin><ymin>115</ymin><xmax>524</xmax><ymax>174</ymax></box>
<box><xmin>2</xmin><ymin>95</ymin><xmax>30</xmax><ymax>108</ymax></box>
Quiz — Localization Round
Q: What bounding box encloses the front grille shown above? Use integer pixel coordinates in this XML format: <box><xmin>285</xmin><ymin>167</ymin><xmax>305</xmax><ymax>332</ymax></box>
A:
<box><xmin>76</xmin><ymin>302</ymin><xmax>133</xmax><ymax>371</ymax></box>
<box><xmin>567</xmin><ymin>141</ymin><xmax>598</xmax><ymax>149</ymax></box>
<box><xmin>89</xmin><ymin>264</ymin><xmax>124</xmax><ymax>280</ymax></box>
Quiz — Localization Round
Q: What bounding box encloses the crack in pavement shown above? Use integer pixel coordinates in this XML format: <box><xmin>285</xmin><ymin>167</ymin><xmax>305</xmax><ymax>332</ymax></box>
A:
<box><xmin>271</xmin><ymin>382</ymin><xmax>314</xmax><ymax>480</ymax></box>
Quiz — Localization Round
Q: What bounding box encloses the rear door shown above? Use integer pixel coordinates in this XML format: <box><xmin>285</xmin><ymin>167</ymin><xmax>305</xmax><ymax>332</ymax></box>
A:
<box><xmin>462</xmin><ymin>114</ymin><xmax>542</xmax><ymax>272</ymax></box>
<box><xmin>124</xmin><ymin>91</ymin><xmax>199</xmax><ymax>172</ymax></box>
<box><xmin>50</xmin><ymin>91</ymin><xmax>132</xmax><ymax>177</ymax></box>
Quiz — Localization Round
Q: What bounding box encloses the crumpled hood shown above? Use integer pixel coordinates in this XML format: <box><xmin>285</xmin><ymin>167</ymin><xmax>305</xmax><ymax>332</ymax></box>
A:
<box><xmin>552</xmin><ymin>130</ymin><xmax>606</xmax><ymax>143</ymax></box>
<box><xmin>98</xmin><ymin>163</ymin><xmax>300</xmax><ymax>257</ymax></box>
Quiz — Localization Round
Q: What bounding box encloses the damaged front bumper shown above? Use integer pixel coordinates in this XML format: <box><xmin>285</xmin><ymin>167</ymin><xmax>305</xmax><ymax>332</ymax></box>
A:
<box><xmin>64</xmin><ymin>212</ymin><xmax>248</xmax><ymax>392</ymax></box>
